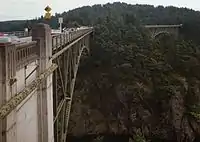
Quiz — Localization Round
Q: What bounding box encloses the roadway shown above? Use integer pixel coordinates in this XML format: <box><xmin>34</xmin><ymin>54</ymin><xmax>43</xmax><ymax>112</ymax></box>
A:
<box><xmin>19</xmin><ymin>36</ymin><xmax>32</xmax><ymax>43</ymax></box>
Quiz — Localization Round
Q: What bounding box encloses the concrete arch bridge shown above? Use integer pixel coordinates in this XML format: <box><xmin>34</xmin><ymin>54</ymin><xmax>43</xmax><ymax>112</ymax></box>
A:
<box><xmin>145</xmin><ymin>24</ymin><xmax>183</xmax><ymax>38</ymax></box>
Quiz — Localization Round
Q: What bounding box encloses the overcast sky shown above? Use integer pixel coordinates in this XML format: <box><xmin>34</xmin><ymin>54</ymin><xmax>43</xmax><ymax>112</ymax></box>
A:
<box><xmin>0</xmin><ymin>0</ymin><xmax>200</xmax><ymax>21</ymax></box>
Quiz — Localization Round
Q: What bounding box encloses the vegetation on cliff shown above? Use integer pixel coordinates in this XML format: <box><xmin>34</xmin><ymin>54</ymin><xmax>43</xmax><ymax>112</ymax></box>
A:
<box><xmin>67</xmin><ymin>3</ymin><xmax>200</xmax><ymax>142</ymax></box>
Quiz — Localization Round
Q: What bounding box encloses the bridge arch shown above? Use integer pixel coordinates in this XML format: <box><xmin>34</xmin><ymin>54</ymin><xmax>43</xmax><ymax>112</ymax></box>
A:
<box><xmin>145</xmin><ymin>24</ymin><xmax>182</xmax><ymax>39</ymax></box>
<box><xmin>154</xmin><ymin>31</ymin><xmax>171</xmax><ymax>38</ymax></box>
<box><xmin>51</xmin><ymin>30</ymin><xmax>93</xmax><ymax>141</ymax></box>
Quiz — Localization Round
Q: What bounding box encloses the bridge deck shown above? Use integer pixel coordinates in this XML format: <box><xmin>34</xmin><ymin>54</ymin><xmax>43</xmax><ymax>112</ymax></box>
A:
<box><xmin>145</xmin><ymin>24</ymin><xmax>182</xmax><ymax>28</ymax></box>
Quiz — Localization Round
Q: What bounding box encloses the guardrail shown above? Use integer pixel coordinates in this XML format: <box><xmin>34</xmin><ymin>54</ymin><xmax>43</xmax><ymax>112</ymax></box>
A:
<box><xmin>16</xmin><ymin>41</ymin><xmax>37</xmax><ymax>70</ymax></box>
<box><xmin>1</xmin><ymin>27</ymin><xmax>93</xmax><ymax>72</ymax></box>
<box><xmin>2</xmin><ymin>31</ymin><xmax>32</xmax><ymax>38</ymax></box>
<box><xmin>52</xmin><ymin>28</ymin><xmax>93</xmax><ymax>50</ymax></box>
<box><xmin>144</xmin><ymin>24</ymin><xmax>183</xmax><ymax>28</ymax></box>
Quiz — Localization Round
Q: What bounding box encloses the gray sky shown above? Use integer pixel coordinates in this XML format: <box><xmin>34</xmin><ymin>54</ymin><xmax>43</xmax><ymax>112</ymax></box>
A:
<box><xmin>0</xmin><ymin>0</ymin><xmax>200</xmax><ymax>21</ymax></box>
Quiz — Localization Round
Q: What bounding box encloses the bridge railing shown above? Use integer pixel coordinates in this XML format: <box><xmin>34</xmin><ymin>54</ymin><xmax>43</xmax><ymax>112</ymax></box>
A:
<box><xmin>16</xmin><ymin>41</ymin><xmax>37</xmax><ymax>69</ymax></box>
<box><xmin>0</xmin><ymin>28</ymin><xmax>93</xmax><ymax>74</ymax></box>
<box><xmin>3</xmin><ymin>31</ymin><xmax>32</xmax><ymax>38</ymax></box>
<box><xmin>144</xmin><ymin>24</ymin><xmax>183</xmax><ymax>28</ymax></box>
<box><xmin>52</xmin><ymin>28</ymin><xmax>93</xmax><ymax>50</ymax></box>
<box><xmin>0</xmin><ymin>42</ymin><xmax>38</xmax><ymax>74</ymax></box>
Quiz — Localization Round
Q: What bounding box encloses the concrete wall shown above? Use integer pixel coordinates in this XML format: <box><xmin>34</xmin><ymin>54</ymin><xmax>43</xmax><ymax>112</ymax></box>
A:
<box><xmin>0</xmin><ymin>24</ymin><xmax>56</xmax><ymax>142</ymax></box>
<box><xmin>5</xmin><ymin>61</ymin><xmax>39</xmax><ymax>142</ymax></box>
<box><xmin>16</xmin><ymin>90</ymin><xmax>38</xmax><ymax>142</ymax></box>
<box><xmin>16</xmin><ymin>61</ymin><xmax>38</xmax><ymax>142</ymax></box>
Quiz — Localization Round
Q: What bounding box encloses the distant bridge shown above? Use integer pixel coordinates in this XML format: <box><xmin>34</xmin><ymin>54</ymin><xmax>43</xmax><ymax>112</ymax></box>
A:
<box><xmin>145</xmin><ymin>24</ymin><xmax>183</xmax><ymax>38</ymax></box>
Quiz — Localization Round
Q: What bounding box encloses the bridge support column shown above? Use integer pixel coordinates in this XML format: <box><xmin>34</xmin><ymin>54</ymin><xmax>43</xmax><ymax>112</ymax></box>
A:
<box><xmin>0</xmin><ymin>43</ymin><xmax>17</xmax><ymax>142</ymax></box>
<box><xmin>32</xmin><ymin>23</ymin><xmax>54</xmax><ymax>142</ymax></box>
<box><xmin>0</xmin><ymin>44</ymin><xmax>9</xmax><ymax>142</ymax></box>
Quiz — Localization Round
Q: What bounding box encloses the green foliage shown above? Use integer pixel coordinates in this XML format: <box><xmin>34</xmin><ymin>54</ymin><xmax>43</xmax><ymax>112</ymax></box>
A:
<box><xmin>72</xmin><ymin>3</ymin><xmax>200</xmax><ymax>140</ymax></box>
<box><xmin>134</xmin><ymin>135</ymin><xmax>146</xmax><ymax>142</ymax></box>
<box><xmin>189</xmin><ymin>112</ymin><xmax>200</xmax><ymax>120</ymax></box>
<box><xmin>133</xmin><ymin>129</ymin><xmax>146</xmax><ymax>142</ymax></box>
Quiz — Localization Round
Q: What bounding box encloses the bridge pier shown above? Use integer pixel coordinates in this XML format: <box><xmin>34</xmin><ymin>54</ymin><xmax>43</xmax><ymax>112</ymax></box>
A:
<box><xmin>0</xmin><ymin>43</ymin><xmax>13</xmax><ymax>142</ymax></box>
<box><xmin>32</xmin><ymin>24</ymin><xmax>54</xmax><ymax>142</ymax></box>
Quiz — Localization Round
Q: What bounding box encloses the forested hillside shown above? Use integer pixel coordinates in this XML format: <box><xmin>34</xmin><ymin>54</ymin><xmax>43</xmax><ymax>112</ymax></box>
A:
<box><xmin>1</xmin><ymin>2</ymin><xmax>200</xmax><ymax>142</ymax></box>
<box><xmin>1</xmin><ymin>3</ymin><xmax>200</xmax><ymax>43</ymax></box>
<box><xmin>66</xmin><ymin>3</ymin><xmax>200</xmax><ymax>142</ymax></box>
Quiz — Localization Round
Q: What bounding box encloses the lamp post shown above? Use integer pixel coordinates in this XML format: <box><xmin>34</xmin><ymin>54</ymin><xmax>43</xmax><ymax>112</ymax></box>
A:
<box><xmin>24</xmin><ymin>28</ymin><xmax>28</xmax><ymax>36</ymax></box>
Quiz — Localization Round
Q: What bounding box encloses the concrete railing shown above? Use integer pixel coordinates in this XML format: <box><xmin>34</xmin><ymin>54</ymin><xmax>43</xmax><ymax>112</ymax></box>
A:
<box><xmin>0</xmin><ymin>28</ymin><xmax>93</xmax><ymax>71</ymax></box>
<box><xmin>145</xmin><ymin>24</ymin><xmax>183</xmax><ymax>28</ymax></box>
<box><xmin>3</xmin><ymin>31</ymin><xmax>32</xmax><ymax>38</ymax></box>
<box><xmin>52</xmin><ymin>28</ymin><xmax>93</xmax><ymax>50</ymax></box>
<box><xmin>0</xmin><ymin>27</ymin><xmax>93</xmax><ymax>72</ymax></box>
<box><xmin>16</xmin><ymin>41</ymin><xmax>38</xmax><ymax>70</ymax></box>
<box><xmin>0</xmin><ymin>41</ymin><xmax>38</xmax><ymax>72</ymax></box>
